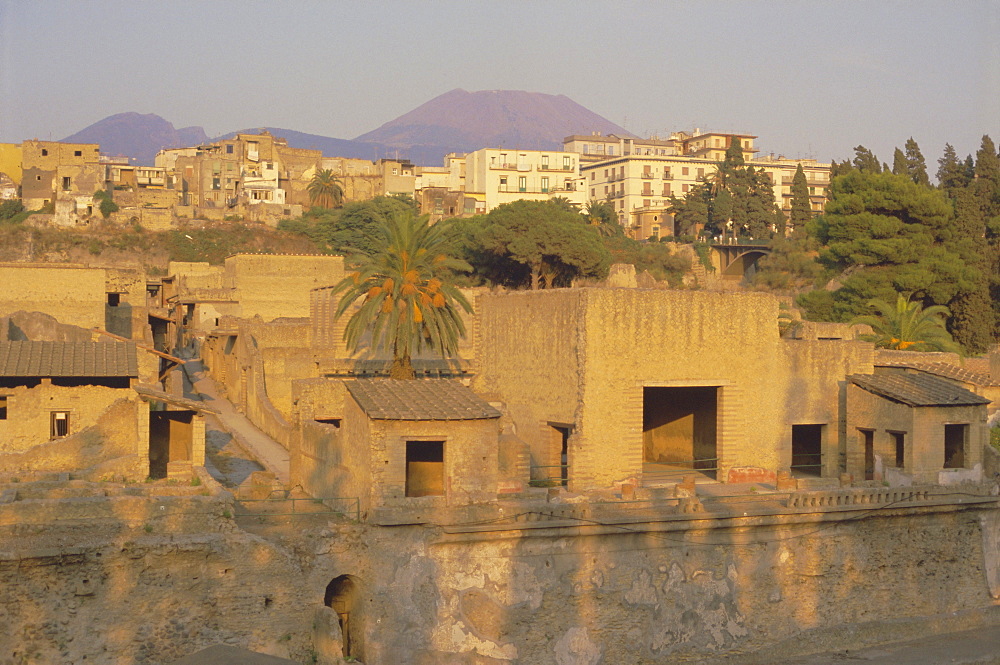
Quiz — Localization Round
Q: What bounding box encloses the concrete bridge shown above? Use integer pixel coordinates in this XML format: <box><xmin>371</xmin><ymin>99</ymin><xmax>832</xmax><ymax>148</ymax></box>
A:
<box><xmin>709</xmin><ymin>243</ymin><xmax>771</xmax><ymax>282</ymax></box>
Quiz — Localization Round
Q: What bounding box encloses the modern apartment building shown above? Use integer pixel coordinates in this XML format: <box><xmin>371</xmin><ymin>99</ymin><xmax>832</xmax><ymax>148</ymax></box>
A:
<box><xmin>576</xmin><ymin>132</ymin><xmax>830</xmax><ymax>240</ymax></box>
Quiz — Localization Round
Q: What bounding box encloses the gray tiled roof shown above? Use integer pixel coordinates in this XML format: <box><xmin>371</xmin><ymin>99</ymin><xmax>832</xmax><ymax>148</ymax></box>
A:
<box><xmin>346</xmin><ymin>379</ymin><xmax>501</xmax><ymax>420</ymax></box>
<box><xmin>849</xmin><ymin>372</ymin><xmax>991</xmax><ymax>407</ymax></box>
<box><xmin>876</xmin><ymin>360</ymin><xmax>997</xmax><ymax>386</ymax></box>
<box><xmin>0</xmin><ymin>341</ymin><xmax>138</xmax><ymax>378</ymax></box>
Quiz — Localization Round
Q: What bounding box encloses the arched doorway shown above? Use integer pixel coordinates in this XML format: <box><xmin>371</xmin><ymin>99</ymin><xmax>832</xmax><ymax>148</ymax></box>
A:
<box><xmin>324</xmin><ymin>575</ymin><xmax>362</xmax><ymax>659</ymax></box>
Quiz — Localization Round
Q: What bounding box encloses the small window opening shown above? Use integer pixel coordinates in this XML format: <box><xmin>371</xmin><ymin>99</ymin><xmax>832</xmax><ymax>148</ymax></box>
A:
<box><xmin>0</xmin><ymin>395</ymin><xmax>8</xmax><ymax>420</ymax></box>
<box><xmin>316</xmin><ymin>418</ymin><xmax>342</xmax><ymax>428</ymax></box>
<box><xmin>51</xmin><ymin>411</ymin><xmax>70</xmax><ymax>438</ymax></box>
<box><xmin>406</xmin><ymin>440</ymin><xmax>444</xmax><ymax>497</ymax></box>
<box><xmin>62</xmin><ymin>176</ymin><xmax>71</xmax><ymax>191</ymax></box>
<box><xmin>107</xmin><ymin>293</ymin><xmax>121</xmax><ymax>307</ymax></box>
<box><xmin>41</xmin><ymin>149</ymin><xmax>48</xmax><ymax>156</ymax></box>
<box><xmin>74</xmin><ymin>150</ymin><xmax>82</xmax><ymax>157</ymax></box>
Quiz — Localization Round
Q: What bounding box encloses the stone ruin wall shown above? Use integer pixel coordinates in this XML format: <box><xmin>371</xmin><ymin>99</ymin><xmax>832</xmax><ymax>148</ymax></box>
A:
<box><xmin>2</xmin><ymin>486</ymin><xmax>997</xmax><ymax>665</ymax></box>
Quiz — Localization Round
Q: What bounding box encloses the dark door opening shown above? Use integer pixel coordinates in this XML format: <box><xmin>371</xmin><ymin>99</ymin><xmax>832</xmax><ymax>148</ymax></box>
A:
<box><xmin>791</xmin><ymin>424</ymin><xmax>823</xmax><ymax>476</ymax></box>
<box><xmin>890</xmin><ymin>431</ymin><xmax>905</xmax><ymax>468</ymax></box>
<box><xmin>643</xmin><ymin>386</ymin><xmax>718</xmax><ymax>478</ymax></box>
<box><xmin>861</xmin><ymin>429</ymin><xmax>875</xmax><ymax>480</ymax></box>
<box><xmin>405</xmin><ymin>440</ymin><xmax>444</xmax><ymax>497</ymax></box>
<box><xmin>148</xmin><ymin>410</ymin><xmax>194</xmax><ymax>479</ymax></box>
<box><xmin>944</xmin><ymin>424</ymin><xmax>967</xmax><ymax>468</ymax></box>
<box><xmin>325</xmin><ymin>575</ymin><xmax>362</xmax><ymax>660</ymax></box>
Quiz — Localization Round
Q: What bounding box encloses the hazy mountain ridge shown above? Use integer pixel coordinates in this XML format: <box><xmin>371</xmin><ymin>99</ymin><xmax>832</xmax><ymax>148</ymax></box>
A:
<box><xmin>60</xmin><ymin>90</ymin><xmax>632</xmax><ymax>166</ymax></box>
<box><xmin>61</xmin><ymin>112</ymin><xmax>208</xmax><ymax>165</ymax></box>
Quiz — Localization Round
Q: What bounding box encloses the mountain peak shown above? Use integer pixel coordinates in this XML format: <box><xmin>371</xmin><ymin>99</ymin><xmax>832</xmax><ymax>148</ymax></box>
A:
<box><xmin>61</xmin><ymin>113</ymin><xmax>208</xmax><ymax>164</ymax></box>
<box><xmin>354</xmin><ymin>89</ymin><xmax>632</xmax><ymax>152</ymax></box>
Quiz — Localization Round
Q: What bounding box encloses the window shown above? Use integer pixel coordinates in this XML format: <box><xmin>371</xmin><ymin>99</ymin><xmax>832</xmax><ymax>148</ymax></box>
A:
<box><xmin>590</xmin><ymin>172</ymin><xmax>595</xmax><ymax>181</ymax></box>
<box><xmin>62</xmin><ymin>176</ymin><xmax>71</xmax><ymax>191</ymax></box>
<box><xmin>682</xmin><ymin>167</ymin><xmax>689</xmax><ymax>176</ymax></box>
<box><xmin>0</xmin><ymin>395</ymin><xmax>7</xmax><ymax>420</ymax></box>
<box><xmin>499</xmin><ymin>176</ymin><xmax>507</xmax><ymax>191</ymax></box>
<box><xmin>682</xmin><ymin>184</ymin><xmax>689</xmax><ymax>193</ymax></box>
<box><xmin>697</xmin><ymin>168</ymin><xmax>704</xmax><ymax>178</ymax></box>
<box><xmin>226</xmin><ymin>144</ymin><xmax>234</xmax><ymax>154</ymax></box>
<box><xmin>107</xmin><ymin>293</ymin><xmax>121</xmax><ymax>307</ymax></box>
<box><xmin>518</xmin><ymin>176</ymin><xmax>526</xmax><ymax>192</ymax></box>
<box><xmin>563</xmin><ymin>156</ymin><xmax>572</xmax><ymax>170</ymax></box>
<box><xmin>212</xmin><ymin>177</ymin><xmax>221</xmax><ymax>190</ymax></box>
<box><xmin>406</xmin><ymin>441</ymin><xmax>444</xmax><ymax>497</ymax></box>
<box><xmin>41</xmin><ymin>149</ymin><xmax>48</xmax><ymax>156</ymax></box>
<box><xmin>74</xmin><ymin>150</ymin><xmax>82</xmax><ymax>157</ymax></box>
<box><xmin>51</xmin><ymin>411</ymin><xmax>70</xmax><ymax>438</ymax></box>
<box><xmin>541</xmin><ymin>155</ymin><xmax>549</xmax><ymax>169</ymax></box>
<box><xmin>541</xmin><ymin>177</ymin><xmax>549</xmax><ymax>193</ymax></box>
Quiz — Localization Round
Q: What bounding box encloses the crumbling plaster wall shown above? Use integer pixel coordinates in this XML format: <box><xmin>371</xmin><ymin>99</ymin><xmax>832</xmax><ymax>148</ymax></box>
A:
<box><xmin>0</xmin><ymin>397</ymin><xmax>145</xmax><ymax>478</ymax></box>
<box><xmin>1</xmin><ymin>492</ymin><xmax>998</xmax><ymax>665</ymax></box>
<box><xmin>0</xmin><ymin>384</ymin><xmax>134</xmax><ymax>454</ymax></box>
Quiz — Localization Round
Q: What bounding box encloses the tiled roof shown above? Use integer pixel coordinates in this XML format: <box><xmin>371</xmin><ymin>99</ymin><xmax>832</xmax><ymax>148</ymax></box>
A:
<box><xmin>346</xmin><ymin>379</ymin><xmax>501</xmax><ymax>420</ymax></box>
<box><xmin>849</xmin><ymin>372</ymin><xmax>990</xmax><ymax>407</ymax></box>
<box><xmin>0</xmin><ymin>341</ymin><xmax>138</xmax><ymax>378</ymax></box>
<box><xmin>875</xmin><ymin>360</ymin><xmax>996</xmax><ymax>386</ymax></box>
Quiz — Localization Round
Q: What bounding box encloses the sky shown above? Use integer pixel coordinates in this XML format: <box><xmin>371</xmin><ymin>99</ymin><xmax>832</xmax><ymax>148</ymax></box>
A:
<box><xmin>1</xmin><ymin>0</ymin><xmax>998</xmax><ymax>169</ymax></box>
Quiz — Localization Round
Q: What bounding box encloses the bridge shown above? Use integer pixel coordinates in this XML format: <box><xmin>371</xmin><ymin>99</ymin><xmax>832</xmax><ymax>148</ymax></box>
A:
<box><xmin>708</xmin><ymin>243</ymin><xmax>771</xmax><ymax>282</ymax></box>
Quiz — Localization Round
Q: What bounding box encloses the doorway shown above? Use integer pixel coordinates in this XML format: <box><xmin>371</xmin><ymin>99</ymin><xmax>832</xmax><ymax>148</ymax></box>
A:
<box><xmin>148</xmin><ymin>410</ymin><xmax>194</xmax><ymax>479</ymax></box>
<box><xmin>791</xmin><ymin>424</ymin><xmax>823</xmax><ymax>476</ymax></box>
<box><xmin>325</xmin><ymin>575</ymin><xmax>362</xmax><ymax>660</ymax></box>
<box><xmin>643</xmin><ymin>386</ymin><xmax>718</xmax><ymax>479</ymax></box>
<box><xmin>860</xmin><ymin>429</ymin><xmax>875</xmax><ymax>480</ymax></box>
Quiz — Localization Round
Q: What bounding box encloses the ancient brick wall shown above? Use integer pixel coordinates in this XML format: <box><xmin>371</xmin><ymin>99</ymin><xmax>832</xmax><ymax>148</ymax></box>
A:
<box><xmin>0</xmin><ymin>264</ymin><xmax>106</xmax><ymax>329</ymax></box>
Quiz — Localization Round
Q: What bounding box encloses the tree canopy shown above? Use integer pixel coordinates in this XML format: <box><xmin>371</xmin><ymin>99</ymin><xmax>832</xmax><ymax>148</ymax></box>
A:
<box><xmin>307</xmin><ymin>169</ymin><xmax>345</xmax><ymax>209</ymax></box>
<box><xmin>460</xmin><ymin>200</ymin><xmax>611</xmax><ymax>289</ymax></box>
<box><xmin>333</xmin><ymin>211</ymin><xmax>472</xmax><ymax>379</ymax></box>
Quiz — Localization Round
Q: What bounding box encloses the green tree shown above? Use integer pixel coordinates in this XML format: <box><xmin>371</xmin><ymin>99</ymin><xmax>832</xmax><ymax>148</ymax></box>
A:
<box><xmin>852</xmin><ymin>145</ymin><xmax>882</xmax><ymax>174</ymax></box>
<box><xmin>333</xmin><ymin>211</ymin><xmax>472</xmax><ymax>380</ymax></box>
<box><xmin>851</xmin><ymin>294</ymin><xmax>960</xmax><ymax>353</ymax></box>
<box><xmin>904</xmin><ymin>138</ymin><xmax>930</xmax><ymax>186</ymax></box>
<box><xmin>583</xmin><ymin>199</ymin><xmax>622</xmax><ymax>237</ymax></box>
<box><xmin>799</xmin><ymin>170</ymin><xmax>975</xmax><ymax>322</ymax></box>
<box><xmin>937</xmin><ymin>143</ymin><xmax>969</xmax><ymax>192</ymax></box>
<box><xmin>789</xmin><ymin>163</ymin><xmax>812</xmax><ymax>233</ymax></box>
<box><xmin>892</xmin><ymin>148</ymin><xmax>908</xmax><ymax>176</ymax></box>
<box><xmin>307</xmin><ymin>169</ymin><xmax>345</xmax><ymax>209</ymax></box>
<box><xmin>471</xmin><ymin>200</ymin><xmax>611</xmax><ymax>289</ymax></box>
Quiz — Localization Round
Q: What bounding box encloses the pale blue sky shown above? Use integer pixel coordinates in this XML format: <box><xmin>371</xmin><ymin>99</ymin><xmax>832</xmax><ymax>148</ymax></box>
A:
<box><xmin>1</xmin><ymin>0</ymin><xmax>997</xmax><ymax>168</ymax></box>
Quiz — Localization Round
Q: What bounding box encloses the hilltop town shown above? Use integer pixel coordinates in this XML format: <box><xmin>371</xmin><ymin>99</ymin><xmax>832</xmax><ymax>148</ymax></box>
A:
<box><xmin>1</xmin><ymin>106</ymin><xmax>1000</xmax><ymax>665</ymax></box>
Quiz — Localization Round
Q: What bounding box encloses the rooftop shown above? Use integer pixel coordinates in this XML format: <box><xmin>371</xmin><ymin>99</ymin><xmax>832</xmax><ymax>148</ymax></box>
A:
<box><xmin>875</xmin><ymin>360</ymin><xmax>997</xmax><ymax>387</ymax></box>
<box><xmin>849</xmin><ymin>372</ymin><xmax>991</xmax><ymax>407</ymax></box>
<box><xmin>0</xmin><ymin>341</ymin><xmax>138</xmax><ymax>378</ymax></box>
<box><xmin>347</xmin><ymin>379</ymin><xmax>501</xmax><ymax>420</ymax></box>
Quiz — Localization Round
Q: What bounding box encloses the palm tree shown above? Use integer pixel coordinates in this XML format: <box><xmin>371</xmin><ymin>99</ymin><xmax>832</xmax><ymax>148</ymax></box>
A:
<box><xmin>308</xmin><ymin>169</ymin><xmax>345</xmax><ymax>208</ymax></box>
<box><xmin>851</xmin><ymin>294</ymin><xmax>961</xmax><ymax>353</ymax></box>
<box><xmin>333</xmin><ymin>211</ymin><xmax>473</xmax><ymax>379</ymax></box>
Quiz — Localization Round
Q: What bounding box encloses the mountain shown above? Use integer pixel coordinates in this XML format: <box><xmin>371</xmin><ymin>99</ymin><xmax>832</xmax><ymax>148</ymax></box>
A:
<box><xmin>58</xmin><ymin>90</ymin><xmax>631</xmax><ymax>166</ymax></box>
<box><xmin>61</xmin><ymin>113</ymin><xmax>208</xmax><ymax>166</ymax></box>
<box><xmin>355</xmin><ymin>89</ymin><xmax>633</xmax><ymax>153</ymax></box>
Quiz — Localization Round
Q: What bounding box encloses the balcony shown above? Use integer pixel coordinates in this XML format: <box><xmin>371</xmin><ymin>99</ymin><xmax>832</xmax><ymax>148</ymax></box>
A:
<box><xmin>640</xmin><ymin>172</ymin><xmax>654</xmax><ymax>179</ymax></box>
<box><xmin>490</xmin><ymin>162</ymin><xmax>531</xmax><ymax>171</ymax></box>
<box><xmin>539</xmin><ymin>165</ymin><xmax>574</xmax><ymax>172</ymax></box>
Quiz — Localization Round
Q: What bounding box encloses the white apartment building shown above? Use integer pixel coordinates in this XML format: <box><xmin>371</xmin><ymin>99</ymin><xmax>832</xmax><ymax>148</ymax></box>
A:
<box><xmin>463</xmin><ymin>148</ymin><xmax>586</xmax><ymax>212</ymax></box>
<box><xmin>578</xmin><ymin>132</ymin><xmax>830</xmax><ymax>240</ymax></box>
